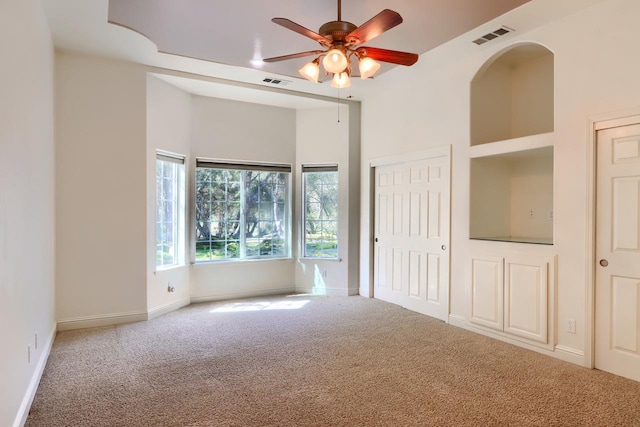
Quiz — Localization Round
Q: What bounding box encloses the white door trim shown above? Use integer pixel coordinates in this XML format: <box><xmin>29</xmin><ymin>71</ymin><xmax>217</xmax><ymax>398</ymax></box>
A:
<box><xmin>369</xmin><ymin>146</ymin><xmax>451</xmax><ymax>168</ymax></box>
<box><xmin>364</xmin><ymin>145</ymin><xmax>452</xmax><ymax>306</ymax></box>
<box><xmin>587</xmin><ymin>108</ymin><xmax>640</xmax><ymax>369</ymax></box>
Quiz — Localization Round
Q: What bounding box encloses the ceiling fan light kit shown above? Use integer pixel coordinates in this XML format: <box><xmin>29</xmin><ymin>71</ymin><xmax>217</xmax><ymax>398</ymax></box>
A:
<box><xmin>322</xmin><ymin>48</ymin><xmax>349</xmax><ymax>74</ymax></box>
<box><xmin>331</xmin><ymin>71</ymin><xmax>351</xmax><ymax>89</ymax></box>
<box><xmin>358</xmin><ymin>57</ymin><xmax>381</xmax><ymax>80</ymax></box>
<box><xmin>263</xmin><ymin>0</ymin><xmax>418</xmax><ymax>87</ymax></box>
<box><xmin>298</xmin><ymin>58</ymin><xmax>321</xmax><ymax>83</ymax></box>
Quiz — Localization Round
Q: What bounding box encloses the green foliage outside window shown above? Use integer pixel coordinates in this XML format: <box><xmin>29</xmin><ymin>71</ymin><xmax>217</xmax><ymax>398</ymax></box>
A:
<box><xmin>304</xmin><ymin>170</ymin><xmax>338</xmax><ymax>258</ymax></box>
<box><xmin>195</xmin><ymin>167</ymin><xmax>289</xmax><ymax>261</ymax></box>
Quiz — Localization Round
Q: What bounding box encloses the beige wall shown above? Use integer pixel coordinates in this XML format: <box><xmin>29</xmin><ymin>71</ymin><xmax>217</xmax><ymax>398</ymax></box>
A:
<box><xmin>55</xmin><ymin>52</ymin><xmax>148</xmax><ymax>328</ymax></box>
<box><xmin>146</xmin><ymin>75</ymin><xmax>192</xmax><ymax>316</ymax></box>
<box><xmin>0</xmin><ymin>0</ymin><xmax>56</xmax><ymax>425</ymax></box>
<box><xmin>359</xmin><ymin>0</ymin><xmax>640</xmax><ymax>365</ymax></box>
<box><xmin>54</xmin><ymin>54</ymin><xmax>358</xmax><ymax>311</ymax></box>
<box><xmin>188</xmin><ymin>95</ymin><xmax>297</xmax><ymax>301</ymax></box>
<box><xmin>295</xmin><ymin>107</ymin><xmax>352</xmax><ymax>295</ymax></box>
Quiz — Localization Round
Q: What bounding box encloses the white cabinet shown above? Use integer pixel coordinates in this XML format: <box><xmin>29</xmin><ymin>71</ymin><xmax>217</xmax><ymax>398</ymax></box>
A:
<box><xmin>466</xmin><ymin>42</ymin><xmax>557</xmax><ymax>350</ymax></box>
<box><xmin>471</xmin><ymin>256</ymin><xmax>504</xmax><ymax>331</ymax></box>
<box><xmin>470</xmin><ymin>253</ymin><xmax>553</xmax><ymax>346</ymax></box>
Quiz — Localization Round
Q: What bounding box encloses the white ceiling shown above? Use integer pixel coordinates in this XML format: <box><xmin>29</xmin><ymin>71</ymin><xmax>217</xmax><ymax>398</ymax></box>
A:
<box><xmin>106</xmin><ymin>0</ymin><xmax>530</xmax><ymax>79</ymax></box>
<box><xmin>41</xmin><ymin>0</ymin><xmax>601</xmax><ymax>108</ymax></box>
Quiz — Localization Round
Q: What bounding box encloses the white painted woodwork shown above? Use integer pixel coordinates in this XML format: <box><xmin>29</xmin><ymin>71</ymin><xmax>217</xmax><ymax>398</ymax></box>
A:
<box><xmin>504</xmin><ymin>258</ymin><xmax>548</xmax><ymax>343</ymax></box>
<box><xmin>470</xmin><ymin>256</ymin><xmax>504</xmax><ymax>331</ymax></box>
<box><xmin>596</xmin><ymin>123</ymin><xmax>640</xmax><ymax>382</ymax></box>
<box><xmin>470</xmin><ymin>253</ymin><xmax>550</xmax><ymax>345</ymax></box>
<box><xmin>374</xmin><ymin>149</ymin><xmax>450</xmax><ymax>321</ymax></box>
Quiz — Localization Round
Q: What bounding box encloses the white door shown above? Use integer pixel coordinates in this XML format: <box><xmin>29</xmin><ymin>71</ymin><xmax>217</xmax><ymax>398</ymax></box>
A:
<box><xmin>374</xmin><ymin>150</ymin><xmax>450</xmax><ymax>321</ymax></box>
<box><xmin>595</xmin><ymin>123</ymin><xmax>640</xmax><ymax>381</ymax></box>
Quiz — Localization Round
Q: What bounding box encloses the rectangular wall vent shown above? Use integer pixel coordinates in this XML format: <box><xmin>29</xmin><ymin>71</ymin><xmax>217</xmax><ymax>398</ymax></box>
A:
<box><xmin>262</xmin><ymin>78</ymin><xmax>292</xmax><ymax>86</ymax></box>
<box><xmin>473</xmin><ymin>26</ymin><xmax>514</xmax><ymax>45</ymax></box>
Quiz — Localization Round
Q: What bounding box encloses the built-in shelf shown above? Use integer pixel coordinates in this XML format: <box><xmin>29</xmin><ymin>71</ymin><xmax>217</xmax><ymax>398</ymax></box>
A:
<box><xmin>470</xmin><ymin>236</ymin><xmax>553</xmax><ymax>245</ymax></box>
<box><xmin>471</xmin><ymin>43</ymin><xmax>554</xmax><ymax>146</ymax></box>
<box><xmin>469</xmin><ymin>43</ymin><xmax>555</xmax><ymax>245</ymax></box>
<box><xmin>470</xmin><ymin>145</ymin><xmax>554</xmax><ymax>244</ymax></box>
<box><xmin>469</xmin><ymin>132</ymin><xmax>554</xmax><ymax>159</ymax></box>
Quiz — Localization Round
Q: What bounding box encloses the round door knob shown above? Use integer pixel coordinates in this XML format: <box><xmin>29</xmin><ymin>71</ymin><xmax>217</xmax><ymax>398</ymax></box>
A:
<box><xmin>375</xmin><ymin>237</ymin><xmax>379</xmax><ymax>243</ymax></box>
<box><xmin>441</xmin><ymin>245</ymin><xmax>447</xmax><ymax>250</ymax></box>
<box><xmin>600</xmin><ymin>259</ymin><xmax>609</xmax><ymax>267</ymax></box>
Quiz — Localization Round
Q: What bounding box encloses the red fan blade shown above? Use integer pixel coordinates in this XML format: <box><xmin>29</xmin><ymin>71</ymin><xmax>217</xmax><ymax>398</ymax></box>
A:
<box><xmin>262</xmin><ymin>50</ymin><xmax>324</xmax><ymax>63</ymax></box>
<box><xmin>346</xmin><ymin>9</ymin><xmax>403</xmax><ymax>45</ymax></box>
<box><xmin>356</xmin><ymin>46</ymin><xmax>418</xmax><ymax>66</ymax></box>
<box><xmin>272</xmin><ymin>18</ymin><xmax>332</xmax><ymax>46</ymax></box>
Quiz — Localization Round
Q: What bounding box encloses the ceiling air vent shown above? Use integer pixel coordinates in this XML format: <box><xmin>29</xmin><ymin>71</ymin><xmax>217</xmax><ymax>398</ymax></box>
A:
<box><xmin>262</xmin><ymin>78</ymin><xmax>292</xmax><ymax>86</ymax></box>
<box><xmin>473</xmin><ymin>26</ymin><xmax>514</xmax><ymax>45</ymax></box>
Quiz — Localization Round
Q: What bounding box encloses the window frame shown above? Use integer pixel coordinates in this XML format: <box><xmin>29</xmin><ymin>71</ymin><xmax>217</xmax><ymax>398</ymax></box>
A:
<box><xmin>155</xmin><ymin>151</ymin><xmax>186</xmax><ymax>270</ymax></box>
<box><xmin>195</xmin><ymin>159</ymin><xmax>292</xmax><ymax>263</ymax></box>
<box><xmin>302</xmin><ymin>164</ymin><xmax>339</xmax><ymax>259</ymax></box>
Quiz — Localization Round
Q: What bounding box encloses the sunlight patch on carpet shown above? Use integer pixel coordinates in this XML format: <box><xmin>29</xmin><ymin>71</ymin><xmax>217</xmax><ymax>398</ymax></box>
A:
<box><xmin>210</xmin><ymin>300</ymin><xmax>310</xmax><ymax>313</ymax></box>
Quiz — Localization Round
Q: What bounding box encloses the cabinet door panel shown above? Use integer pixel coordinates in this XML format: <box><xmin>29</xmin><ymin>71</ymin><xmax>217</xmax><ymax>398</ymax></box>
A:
<box><xmin>504</xmin><ymin>258</ymin><xmax>548</xmax><ymax>343</ymax></box>
<box><xmin>470</xmin><ymin>257</ymin><xmax>504</xmax><ymax>330</ymax></box>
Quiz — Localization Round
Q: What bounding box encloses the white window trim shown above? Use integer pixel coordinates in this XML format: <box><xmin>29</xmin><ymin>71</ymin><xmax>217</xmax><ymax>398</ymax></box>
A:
<box><xmin>156</xmin><ymin>151</ymin><xmax>186</xmax><ymax>269</ymax></box>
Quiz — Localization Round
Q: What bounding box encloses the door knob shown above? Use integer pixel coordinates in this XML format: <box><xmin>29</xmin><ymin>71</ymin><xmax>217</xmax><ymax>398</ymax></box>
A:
<box><xmin>375</xmin><ymin>237</ymin><xmax>379</xmax><ymax>243</ymax></box>
<box><xmin>441</xmin><ymin>245</ymin><xmax>447</xmax><ymax>250</ymax></box>
<box><xmin>599</xmin><ymin>259</ymin><xmax>609</xmax><ymax>267</ymax></box>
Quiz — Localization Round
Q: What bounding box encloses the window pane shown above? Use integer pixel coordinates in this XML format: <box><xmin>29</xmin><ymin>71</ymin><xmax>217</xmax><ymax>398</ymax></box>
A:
<box><xmin>157</xmin><ymin>158</ymin><xmax>185</xmax><ymax>267</ymax></box>
<box><xmin>195</xmin><ymin>166</ymin><xmax>290</xmax><ymax>262</ymax></box>
<box><xmin>304</xmin><ymin>170</ymin><xmax>338</xmax><ymax>258</ymax></box>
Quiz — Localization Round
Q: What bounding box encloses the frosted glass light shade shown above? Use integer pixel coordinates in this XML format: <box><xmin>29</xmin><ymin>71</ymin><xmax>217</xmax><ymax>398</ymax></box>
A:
<box><xmin>323</xmin><ymin>49</ymin><xmax>348</xmax><ymax>74</ymax></box>
<box><xmin>331</xmin><ymin>72</ymin><xmax>351</xmax><ymax>88</ymax></box>
<box><xmin>359</xmin><ymin>57</ymin><xmax>381</xmax><ymax>79</ymax></box>
<box><xmin>298</xmin><ymin>60</ymin><xmax>320</xmax><ymax>83</ymax></box>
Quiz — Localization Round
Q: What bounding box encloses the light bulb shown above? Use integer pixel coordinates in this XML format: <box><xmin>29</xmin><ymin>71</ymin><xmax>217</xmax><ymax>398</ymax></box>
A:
<box><xmin>298</xmin><ymin>60</ymin><xmax>320</xmax><ymax>83</ymax></box>
<box><xmin>323</xmin><ymin>48</ymin><xmax>348</xmax><ymax>74</ymax></box>
<box><xmin>358</xmin><ymin>57</ymin><xmax>381</xmax><ymax>79</ymax></box>
<box><xmin>331</xmin><ymin>72</ymin><xmax>351</xmax><ymax>88</ymax></box>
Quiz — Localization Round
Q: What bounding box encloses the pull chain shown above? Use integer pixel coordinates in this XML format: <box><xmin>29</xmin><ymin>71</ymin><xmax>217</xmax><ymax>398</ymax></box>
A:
<box><xmin>337</xmin><ymin>87</ymin><xmax>341</xmax><ymax>124</ymax></box>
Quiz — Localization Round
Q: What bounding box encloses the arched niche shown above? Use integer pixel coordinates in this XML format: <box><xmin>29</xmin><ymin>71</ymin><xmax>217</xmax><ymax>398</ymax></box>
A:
<box><xmin>470</xmin><ymin>43</ymin><xmax>554</xmax><ymax>146</ymax></box>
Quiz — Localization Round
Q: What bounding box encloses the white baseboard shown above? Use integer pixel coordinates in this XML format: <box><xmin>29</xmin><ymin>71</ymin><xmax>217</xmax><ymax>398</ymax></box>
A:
<box><xmin>57</xmin><ymin>311</ymin><xmax>148</xmax><ymax>331</ymax></box>
<box><xmin>554</xmin><ymin>345</ymin><xmax>586</xmax><ymax>366</ymax></box>
<box><xmin>294</xmin><ymin>285</ymin><xmax>355</xmax><ymax>297</ymax></box>
<box><xmin>14</xmin><ymin>323</ymin><xmax>56</xmax><ymax>427</ymax></box>
<box><xmin>359</xmin><ymin>287</ymin><xmax>373</xmax><ymax>298</ymax></box>
<box><xmin>448</xmin><ymin>315</ymin><xmax>587</xmax><ymax>367</ymax></box>
<box><xmin>190</xmin><ymin>286</ymin><xmax>296</xmax><ymax>304</ymax></box>
<box><xmin>448</xmin><ymin>313</ymin><xmax>466</xmax><ymax>325</ymax></box>
<box><xmin>147</xmin><ymin>298</ymin><xmax>191</xmax><ymax>320</ymax></box>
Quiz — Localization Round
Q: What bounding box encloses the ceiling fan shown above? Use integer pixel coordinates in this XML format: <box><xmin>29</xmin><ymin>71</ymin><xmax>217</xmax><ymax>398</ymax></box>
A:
<box><xmin>263</xmin><ymin>0</ymin><xmax>419</xmax><ymax>88</ymax></box>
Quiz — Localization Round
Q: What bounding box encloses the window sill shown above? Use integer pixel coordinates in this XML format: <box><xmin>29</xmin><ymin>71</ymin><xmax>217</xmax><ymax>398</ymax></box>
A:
<box><xmin>192</xmin><ymin>257</ymin><xmax>293</xmax><ymax>266</ymax></box>
<box><xmin>298</xmin><ymin>257</ymin><xmax>341</xmax><ymax>262</ymax></box>
<box><xmin>154</xmin><ymin>264</ymin><xmax>188</xmax><ymax>274</ymax></box>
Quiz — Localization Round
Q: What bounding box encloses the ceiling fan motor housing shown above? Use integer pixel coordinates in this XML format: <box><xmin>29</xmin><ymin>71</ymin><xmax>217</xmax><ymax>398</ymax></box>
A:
<box><xmin>319</xmin><ymin>21</ymin><xmax>358</xmax><ymax>44</ymax></box>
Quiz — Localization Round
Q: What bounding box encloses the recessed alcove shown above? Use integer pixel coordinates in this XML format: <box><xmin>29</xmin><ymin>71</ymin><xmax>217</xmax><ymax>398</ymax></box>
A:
<box><xmin>470</xmin><ymin>145</ymin><xmax>554</xmax><ymax>244</ymax></box>
<box><xmin>471</xmin><ymin>43</ymin><xmax>554</xmax><ymax>146</ymax></box>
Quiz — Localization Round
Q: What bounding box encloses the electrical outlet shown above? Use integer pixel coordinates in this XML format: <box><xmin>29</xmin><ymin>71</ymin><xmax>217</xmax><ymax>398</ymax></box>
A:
<box><xmin>529</xmin><ymin>209</ymin><xmax>534</xmax><ymax>218</ymax></box>
<box><xmin>567</xmin><ymin>318</ymin><xmax>576</xmax><ymax>334</ymax></box>
<box><xmin>321</xmin><ymin>270</ymin><xmax>327</xmax><ymax>278</ymax></box>
<box><xmin>549</xmin><ymin>211</ymin><xmax>554</xmax><ymax>220</ymax></box>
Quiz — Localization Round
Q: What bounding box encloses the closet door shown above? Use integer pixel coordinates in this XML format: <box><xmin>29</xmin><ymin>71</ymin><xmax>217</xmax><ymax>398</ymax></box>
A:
<box><xmin>374</xmin><ymin>148</ymin><xmax>450</xmax><ymax>321</ymax></box>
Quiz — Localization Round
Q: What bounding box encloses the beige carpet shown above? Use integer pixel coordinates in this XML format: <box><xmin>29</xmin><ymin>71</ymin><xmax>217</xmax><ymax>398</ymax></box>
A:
<box><xmin>26</xmin><ymin>295</ymin><xmax>640</xmax><ymax>426</ymax></box>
